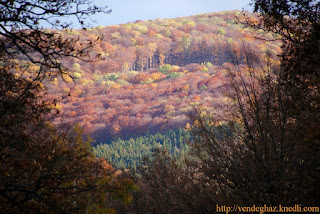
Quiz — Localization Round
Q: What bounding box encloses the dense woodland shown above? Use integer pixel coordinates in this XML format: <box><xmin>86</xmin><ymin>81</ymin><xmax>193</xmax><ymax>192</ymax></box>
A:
<box><xmin>93</xmin><ymin>128</ymin><xmax>191</xmax><ymax>169</ymax></box>
<box><xmin>1</xmin><ymin>0</ymin><xmax>319</xmax><ymax>213</ymax></box>
<box><xmin>41</xmin><ymin>10</ymin><xmax>282</xmax><ymax>142</ymax></box>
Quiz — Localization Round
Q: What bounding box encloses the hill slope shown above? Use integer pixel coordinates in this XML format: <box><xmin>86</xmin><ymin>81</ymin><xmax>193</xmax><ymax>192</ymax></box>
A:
<box><xmin>43</xmin><ymin>11</ymin><xmax>281</xmax><ymax>143</ymax></box>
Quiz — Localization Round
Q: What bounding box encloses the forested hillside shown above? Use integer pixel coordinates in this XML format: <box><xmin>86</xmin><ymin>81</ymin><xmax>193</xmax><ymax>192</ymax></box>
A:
<box><xmin>2</xmin><ymin>0</ymin><xmax>318</xmax><ymax>212</ymax></box>
<box><xmin>39</xmin><ymin>10</ymin><xmax>281</xmax><ymax>143</ymax></box>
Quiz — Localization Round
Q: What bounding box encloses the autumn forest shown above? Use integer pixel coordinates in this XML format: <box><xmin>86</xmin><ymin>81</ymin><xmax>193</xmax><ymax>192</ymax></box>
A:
<box><xmin>1</xmin><ymin>0</ymin><xmax>319</xmax><ymax>213</ymax></box>
<box><xmin>47</xmin><ymin>11</ymin><xmax>281</xmax><ymax>143</ymax></box>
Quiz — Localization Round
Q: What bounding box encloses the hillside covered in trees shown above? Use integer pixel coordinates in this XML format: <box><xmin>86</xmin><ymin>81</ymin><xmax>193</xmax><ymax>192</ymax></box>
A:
<box><xmin>39</xmin><ymin>10</ymin><xmax>282</xmax><ymax>143</ymax></box>
<box><xmin>2</xmin><ymin>0</ymin><xmax>319</xmax><ymax>212</ymax></box>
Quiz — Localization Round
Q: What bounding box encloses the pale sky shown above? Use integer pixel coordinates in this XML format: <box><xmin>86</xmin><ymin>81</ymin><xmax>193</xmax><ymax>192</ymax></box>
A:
<box><xmin>75</xmin><ymin>0</ymin><xmax>253</xmax><ymax>28</ymax></box>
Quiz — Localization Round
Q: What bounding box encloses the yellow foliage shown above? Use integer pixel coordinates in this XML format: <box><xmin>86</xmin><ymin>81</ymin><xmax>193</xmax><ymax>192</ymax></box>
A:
<box><xmin>73</xmin><ymin>72</ymin><xmax>82</xmax><ymax>79</ymax></box>
<box><xmin>74</xmin><ymin>88</ymin><xmax>82</xmax><ymax>96</ymax></box>
<box><xmin>51</xmin><ymin>78</ymin><xmax>58</xmax><ymax>86</ymax></box>
<box><xmin>149</xmin><ymin>72</ymin><xmax>165</xmax><ymax>81</ymax></box>
<box><xmin>110</xmin><ymin>83</ymin><xmax>122</xmax><ymax>90</ymax></box>
<box><xmin>150</xmin><ymin>83</ymin><xmax>158</xmax><ymax>88</ymax></box>
<box><xmin>50</xmin><ymin>103</ymin><xmax>62</xmax><ymax>111</ymax></box>
<box><xmin>37</xmin><ymin>82</ymin><xmax>45</xmax><ymax>90</ymax></box>
<box><xmin>80</xmin><ymin>78</ymin><xmax>93</xmax><ymax>86</ymax></box>
<box><xmin>164</xmin><ymin>105</ymin><xmax>175</xmax><ymax>113</ymax></box>
<box><xmin>28</xmin><ymin>64</ymin><xmax>40</xmax><ymax>73</ymax></box>
<box><xmin>62</xmin><ymin>73</ymin><xmax>73</xmax><ymax>83</ymax></box>
<box><xmin>148</xmin><ymin>42</ymin><xmax>157</xmax><ymax>52</ymax></box>
<box><xmin>112</xmin><ymin>123</ymin><xmax>121</xmax><ymax>134</ymax></box>
<box><xmin>181</xmin><ymin>84</ymin><xmax>189</xmax><ymax>91</ymax></box>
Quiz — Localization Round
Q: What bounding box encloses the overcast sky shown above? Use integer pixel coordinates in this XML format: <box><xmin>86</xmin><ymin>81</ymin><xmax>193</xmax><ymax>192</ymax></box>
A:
<box><xmin>78</xmin><ymin>0</ymin><xmax>253</xmax><ymax>28</ymax></box>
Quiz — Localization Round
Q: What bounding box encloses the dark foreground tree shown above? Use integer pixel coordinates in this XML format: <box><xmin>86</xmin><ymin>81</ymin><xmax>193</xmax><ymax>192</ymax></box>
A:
<box><xmin>0</xmin><ymin>68</ymin><xmax>136</xmax><ymax>213</ymax></box>
<box><xmin>189</xmin><ymin>43</ymin><xmax>319</xmax><ymax>206</ymax></box>
<box><xmin>251</xmin><ymin>0</ymin><xmax>320</xmax><ymax>202</ymax></box>
<box><xmin>126</xmin><ymin>149</ymin><xmax>217</xmax><ymax>214</ymax></box>
<box><xmin>188</xmin><ymin>0</ymin><xmax>320</xmax><ymax>207</ymax></box>
<box><xmin>0</xmin><ymin>1</ymin><xmax>136</xmax><ymax>213</ymax></box>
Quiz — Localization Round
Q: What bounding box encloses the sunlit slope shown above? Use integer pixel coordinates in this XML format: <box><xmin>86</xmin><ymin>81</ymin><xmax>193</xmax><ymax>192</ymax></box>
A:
<box><xmin>40</xmin><ymin>11</ymin><xmax>281</xmax><ymax>143</ymax></box>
